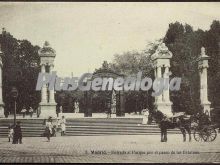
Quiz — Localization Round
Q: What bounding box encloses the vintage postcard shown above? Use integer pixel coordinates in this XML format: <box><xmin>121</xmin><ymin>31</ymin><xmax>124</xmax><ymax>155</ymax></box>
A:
<box><xmin>0</xmin><ymin>2</ymin><xmax>219</xmax><ymax>163</ymax></box>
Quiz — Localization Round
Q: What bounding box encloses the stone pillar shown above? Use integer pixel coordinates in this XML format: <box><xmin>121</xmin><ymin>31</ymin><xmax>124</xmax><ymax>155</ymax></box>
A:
<box><xmin>198</xmin><ymin>47</ymin><xmax>211</xmax><ymax>116</ymax></box>
<box><xmin>40</xmin><ymin>64</ymin><xmax>47</xmax><ymax>104</ymax></box>
<box><xmin>0</xmin><ymin>46</ymin><xmax>4</xmax><ymax>117</ymax></box>
<box><xmin>49</xmin><ymin>64</ymin><xmax>56</xmax><ymax>104</ymax></box>
<box><xmin>202</xmin><ymin>68</ymin><xmax>208</xmax><ymax>101</ymax></box>
<box><xmin>156</xmin><ymin>66</ymin><xmax>163</xmax><ymax>103</ymax></box>
<box><xmin>154</xmin><ymin>66</ymin><xmax>158</xmax><ymax>104</ymax></box>
<box><xmin>199</xmin><ymin>71</ymin><xmax>203</xmax><ymax>103</ymax></box>
<box><xmin>120</xmin><ymin>90</ymin><xmax>125</xmax><ymax>117</ymax></box>
<box><xmin>163</xmin><ymin>65</ymin><xmax>170</xmax><ymax>102</ymax></box>
<box><xmin>154</xmin><ymin>67</ymin><xmax>157</xmax><ymax>79</ymax></box>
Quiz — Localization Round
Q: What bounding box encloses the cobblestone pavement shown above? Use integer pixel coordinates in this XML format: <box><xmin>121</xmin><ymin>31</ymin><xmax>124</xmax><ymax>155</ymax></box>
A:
<box><xmin>0</xmin><ymin>134</ymin><xmax>220</xmax><ymax>163</ymax></box>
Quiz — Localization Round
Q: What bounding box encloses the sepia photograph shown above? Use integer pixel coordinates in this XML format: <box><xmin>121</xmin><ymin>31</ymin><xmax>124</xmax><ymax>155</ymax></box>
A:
<box><xmin>0</xmin><ymin>2</ymin><xmax>219</xmax><ymax>163</ymax></box>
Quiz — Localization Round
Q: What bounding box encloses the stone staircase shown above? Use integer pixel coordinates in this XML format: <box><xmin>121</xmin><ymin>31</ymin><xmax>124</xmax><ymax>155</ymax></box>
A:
<box><xmin>0</xmin><ymin>118</ymin><xmax>180</xmax><ymax>137</ymax></box>
<box><xmin>65</xmin><ymin>118</ymin><xmax>180</xmax><ymax>136</ymax></box>
<box><xmin>0</xmin><ymin>119</ymin><xmax>45</xmax><ymax>137</ymax></box>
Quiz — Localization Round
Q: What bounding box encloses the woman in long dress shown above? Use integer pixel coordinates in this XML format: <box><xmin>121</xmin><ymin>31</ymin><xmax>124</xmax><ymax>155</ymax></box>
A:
<box><xmin>59</xmin><ymin>106</ymin><xmax>63</xmax><ymax>114</ymax></box>
<box><xmin>45</xmin><ymin>117</ymin><xmax>53</xmax><ymax>142</ymax></box>
<box><xmin>60</xmin><ymin>116</ymin><xmax>66</xmax><ymax>136</ymax></box>
<box><xmin>142</xmin><ymin>109</ymin><xmax>149</xmax><ymax>125</ymax></box>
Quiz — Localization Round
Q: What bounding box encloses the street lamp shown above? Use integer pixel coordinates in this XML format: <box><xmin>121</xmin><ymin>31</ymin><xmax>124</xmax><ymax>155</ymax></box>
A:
<box><xmin>84</xmin><ymin>90</ymin><xmax>88</xmax><ymax>117</ymax></box>
<box><xmin>11</xmin><ymin>87</ymin><xmax>18</xmax><ymax>126</ymax></box>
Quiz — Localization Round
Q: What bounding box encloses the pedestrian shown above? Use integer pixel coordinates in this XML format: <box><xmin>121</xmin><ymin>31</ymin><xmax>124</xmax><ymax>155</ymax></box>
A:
<box><xmin>13</xmin><ymin>121</ymin><xmax>22</xmax><ymax>144</ymax></box>
<box><xmin>107</xmin><ymin>102</ymin><xmax>111</xmax><ymax>118</ymax></box>
<box><xmin>8</xmin><ymin>125</ymin><xmax>14</xmax><ymax>142</ymax></box>
<box><xmin>37</xmin><ymin>106</ymin><xmax>40</xmax><ymax>118</ymax></box>
<box><xmin>52</xmin><ymin>125</ymin><xmax>57</xmax><ymax>137</ymax></box>
<box><xmin>60</xmin><ymin>106</ymin><xmax>63</xmax><ymax>114</ymax></box>
<box><xmin>56</xmin><ymin>118</ymin><xmax>61</xmax><ymax>133</ymax></box>
<box><xmin>56</xmin><ymin>104</ymin><xmax>60</xmax><ymax>117</ymax></box>
<box><xmin>21</xmin><ymin>107</ymin><xmax>27</xmax><ymax>118</ymax></box>
<box><xmin>60</xmin><ymin>116</ymin><xmax>66</xmax><ymax>136</ymax></box>
<box><xmin>198</xmin><ymin>111</ymin><xmax>211</xmax><ymax>127</ymax></box>
<box><xmin>29</xmin><ymin>107</ymin><xmax>34</xmax><ymax>118</ymax></box>
<box><xmin>142</xmin><ymin>108</ymin><xmax>149</xmax><ymax>125</ymax></box>
<box><xmin>5</xmin><ymin>109</ymin><xmax>9</xmax><ymax>118</ymax></box>
<box><xmin>44</xmin><ymin>117</ymin><xmax>53</xmax><ymax>142</ymax></box>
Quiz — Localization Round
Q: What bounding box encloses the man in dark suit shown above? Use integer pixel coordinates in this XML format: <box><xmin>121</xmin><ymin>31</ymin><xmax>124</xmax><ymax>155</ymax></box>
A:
<box><xmin>13</xmin><ymin>121</ymin><xmax>22</xmax><ymax>144</ymax></box>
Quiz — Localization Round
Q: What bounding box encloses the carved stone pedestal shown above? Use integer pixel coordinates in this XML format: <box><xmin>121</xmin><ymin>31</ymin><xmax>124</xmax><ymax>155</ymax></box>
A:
<box><xmin>0</xmin><ymin>103</ymin><xmax>4</xmax><ymax>118</ymax></box>
<box><xmin>157</xmin><ymin>102</ymin><xmax>173</xmax><ymax>117</ymax></box>
<box><xmin>202</xmin><ymin>102</ymin><xmax>211</xmax><ymax>116</ymax></box>
<box><xmin>39</xmin><ymin>103</ymin><xmax>56</xmax><ymax>118</ymax></box>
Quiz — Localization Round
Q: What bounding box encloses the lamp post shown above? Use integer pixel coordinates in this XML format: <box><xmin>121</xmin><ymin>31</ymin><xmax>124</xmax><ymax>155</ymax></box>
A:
<box><xmin>11</xmin><ymin>87</ymin><xmax>18</xmax><ymax>126</ymax></box>
<box><xmin>84</xmin><ymin>91</ymin><xmax>88</xmax><ymax>117</ymax></box>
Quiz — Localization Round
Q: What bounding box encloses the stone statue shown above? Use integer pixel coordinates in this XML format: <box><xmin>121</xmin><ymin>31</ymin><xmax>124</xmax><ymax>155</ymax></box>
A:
<box><xmin>111</xmin><ymin>90</ymin><xmax>116</xmax><ymax>114</ymax></box>
<box><xmin>74</xmin><ymin>101</ymin><xmax>79</xmax><ymax>113</ymax></box>
<box><xmin>151</xmin><ymin>42</ymin><xmax>172</xmax><ymax>60</ymax></box>
<box><xmin>201</xmin><ymin>47</ymin><xmax>206</xmax><ymax>56</ymax></box>
<box><xmin>157</xmin><ymin>43</ymin><xmax>169</xmax><ymax>53</ymax></box>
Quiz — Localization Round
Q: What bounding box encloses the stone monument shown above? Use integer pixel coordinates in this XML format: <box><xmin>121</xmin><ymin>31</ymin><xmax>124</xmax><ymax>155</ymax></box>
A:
<box><xmin>151</xmin><ymin>43</ymin><xmax>173</xmax><ymax>117</ymax></box>
<box><xmin>198</xmin><ymin>47</ymin><xmax>211</xmax><ymax>116</ymax></box>
<box><xmin>39</xmin><ymin>41</ymin><xmax>56</xmax><ymax>118</ymax></box>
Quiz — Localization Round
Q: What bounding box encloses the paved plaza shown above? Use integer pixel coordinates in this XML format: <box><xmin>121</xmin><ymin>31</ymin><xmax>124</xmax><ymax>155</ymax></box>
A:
<box><xmin>0</xmin><ymin>134</ymin><xmax>219</xmax><ymax>163</ymax></box>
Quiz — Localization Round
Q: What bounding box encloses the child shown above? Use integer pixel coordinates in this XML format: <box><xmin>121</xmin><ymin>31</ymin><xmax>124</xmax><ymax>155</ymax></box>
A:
<box><xmin>8</xmin><ymin>125</ymin><xmax>14</xmax><ymax>142</ymax></box>
<box><xmin>56</xmin><ymin>118</ymin><xmax>61</xmax><ymax>133</ymax></box>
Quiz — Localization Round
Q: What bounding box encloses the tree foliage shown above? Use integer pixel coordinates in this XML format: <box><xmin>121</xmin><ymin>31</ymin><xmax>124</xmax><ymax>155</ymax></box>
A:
<box><xmin>92</xmin><ymin>46</ymin><xmax>157</xmax><ymax>114</ymax></box>
<box><xmin>164</xmin><ymin>20</ymin><xmax>220</xmax><ymax>114</ymax></box>
<box><xmin>0</xmin><ymin>29</ymin><xmax>40</xmax><ymax>114</ymax></box>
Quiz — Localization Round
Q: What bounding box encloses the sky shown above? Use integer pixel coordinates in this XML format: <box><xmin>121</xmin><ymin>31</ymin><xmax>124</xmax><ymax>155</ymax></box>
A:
<box><xmin>0</xmin><ymin>2</ymin><xmax>219</xmax><ymax>77</ymax></box>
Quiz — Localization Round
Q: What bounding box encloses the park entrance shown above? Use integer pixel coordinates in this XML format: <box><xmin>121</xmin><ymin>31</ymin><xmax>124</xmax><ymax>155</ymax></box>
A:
<box><xmin>83</xmin><ymin>69</ymin><xmax>125</xmax><ymax>117</ymax></box>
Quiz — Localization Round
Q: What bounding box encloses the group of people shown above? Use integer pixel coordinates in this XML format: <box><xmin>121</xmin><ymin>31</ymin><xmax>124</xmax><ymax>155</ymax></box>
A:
<box><xmin>7</xmin><ymin>116</ymin><xmax>66</xmax><ymax>144</ymax></box>
<box><xmin>44</xmin><ymin>116</ymin><xmax>66</xmax><ymax>142</ymax></box>
<box><xmin>21</xmin><ymin>107</ymin><xmax>34</xmax><ymax>118</ymax></box>
<box><xmin>8</xmin><ymin>121</ymin><xmax>22</xmax><ymax>144</ymax></box>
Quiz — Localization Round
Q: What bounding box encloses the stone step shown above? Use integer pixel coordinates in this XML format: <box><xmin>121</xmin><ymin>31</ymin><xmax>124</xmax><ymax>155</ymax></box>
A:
<box><xmin>0</xmin><ymin>118</ymin><xmax>172</xmax><ymax>137</ymax></box>
<box><xmin>65</xmin><ymin>131</ymin><xmax>181</xmax><ymax>136</ymax></box>
<box><xmin>66</xmin><ymin>130</ymin><xmax>180</xmax><ymax>134</ymax></box>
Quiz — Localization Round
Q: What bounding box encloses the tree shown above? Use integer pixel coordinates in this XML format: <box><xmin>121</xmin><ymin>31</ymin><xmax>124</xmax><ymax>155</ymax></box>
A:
<box><xmin>0</xmin><ymin>29</ymin><xmax>40</xmax><ymax>114</ymax></box>
<box><xmin>94</xmin><ymin>45</ymin><xmax>156</xmax><ymax>113</ymax></box>
<box><xmin>164</xmin><ymin>20</ymin><xmax>220</xmax><ymax>114</ymax></box>
<box><xmin>204</xmin><ymin>20</ymin><xmax>220</xmax><ymax>106</ymax></box>
<box><xmin>164</xmin><ymin>22</ymin><xmax>201</xmax><ymax>113</ymax></box>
